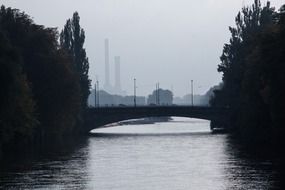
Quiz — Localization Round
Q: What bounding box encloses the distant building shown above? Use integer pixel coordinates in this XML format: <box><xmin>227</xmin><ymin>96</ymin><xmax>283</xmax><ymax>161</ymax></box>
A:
<box><xmin>113</xmin><ymin>56</ymin><xmax>125</xmax><ymax>95</ymax></box>
<box><xmin>173</xmin><ymin>94</ymin><xmax>208</xmax><ymax>106</ymax></box>
<box><xmin>88</xmin><ymin>89</ymin><xmax>145</xmax><ymax>107</ymax></box>
<box><xmin>173</xmin><ymin>83</ymin><xmax>222</xmax><ymax>106</ymax></box>
<box><xmin>102</xmin><ymin>39</ymin><xmax>125</xmax><ymax>95</ymax></box>
<box><xmin>103</xmin><ymin>38</ymin><xmax>112</xmax><ymax>92</ymax></box>
<box><xmin>121</xmin><ymin>96</ymin><xmax>145</xmax><ymax>106</ymax></box>
<box><xmin>147</xmin><ymin>89</ymin><xmax>173</xmax><ymax>105</ymax></box>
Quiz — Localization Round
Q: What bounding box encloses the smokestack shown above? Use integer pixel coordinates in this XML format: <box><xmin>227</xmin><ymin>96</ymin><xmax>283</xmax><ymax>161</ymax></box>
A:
<box><xmin>104</xmin><ymin>38</ymin><xmax>110</xmax><ymax>89</ymax></box>
<box><xmin>114</xmin><ymin>56</ymin><xmax>121</xmax><ymax>94</ymax></box>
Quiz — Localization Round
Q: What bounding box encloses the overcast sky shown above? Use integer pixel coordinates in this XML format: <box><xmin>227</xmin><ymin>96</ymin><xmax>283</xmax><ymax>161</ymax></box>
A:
<box><xmin>2</xmin><ymin>0</ymin><xmax>284</xmax><ymax>96</ymax></box>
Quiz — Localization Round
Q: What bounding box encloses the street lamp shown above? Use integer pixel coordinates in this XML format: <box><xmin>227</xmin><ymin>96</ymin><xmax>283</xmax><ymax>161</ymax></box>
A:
<box><xmin>157</xmin><ymin>83</ymin><xmax>160</xmax><ymax>105</ymax></box>
<box><xmin>94</xmin><ymin>83</ymin><xmax>96</xmax><ymax>107</ymax></box>
<box><xmin>96</xmin><ymin>80</ymin><xmax>99</xmax><ymax>107</ymax></box>
<box><xmin>155</xmin><ymin>82</ymin><xmax>160</xmax><ymax>105</ymax></box>
<box><xmin>134</xmin><ymin>78</ymin><xmax>136</xmax><ymax>107</ymax></box>
<box><xmin>191</xmin><ymin>80</ymin><xmax>194</xmax><ymax>106</ymax></box>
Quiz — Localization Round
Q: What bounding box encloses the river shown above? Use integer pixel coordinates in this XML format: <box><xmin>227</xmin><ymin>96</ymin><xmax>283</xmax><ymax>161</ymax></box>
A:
<box><xmin>0</xmin><ymin>117</ymin><xmax>282</xmax><ymax>189</ymax></box>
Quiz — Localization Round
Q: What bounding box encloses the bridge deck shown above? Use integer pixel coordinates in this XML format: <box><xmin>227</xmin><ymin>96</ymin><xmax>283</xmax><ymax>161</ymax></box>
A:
<box><xmin>85</xmin><ymin>106</ymin><xmax>228</xmax><ymax>131</ymax></box>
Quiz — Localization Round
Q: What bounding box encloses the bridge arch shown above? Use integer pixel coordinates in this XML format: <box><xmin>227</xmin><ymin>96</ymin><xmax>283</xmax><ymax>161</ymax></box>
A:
<box><xmin>84</xmin><ymin>106</ymin><xmax>227</xmax><ymax>133</ymax></box>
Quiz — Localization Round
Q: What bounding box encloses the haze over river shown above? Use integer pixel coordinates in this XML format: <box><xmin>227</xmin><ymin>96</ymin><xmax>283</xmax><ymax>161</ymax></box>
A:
<box><xmin>0</xmin><ymin>117</ymin><xmax>282</xmax><ymax>189</ymax></box>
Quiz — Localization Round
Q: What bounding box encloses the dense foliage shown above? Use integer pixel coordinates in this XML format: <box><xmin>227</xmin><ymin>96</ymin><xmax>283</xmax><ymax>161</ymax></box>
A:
<box><xmin>211</xmin><ymin>1</ymin><xmax>285</xmax><ymax>147</ymax></box>
<box><xmin>0</xmin><ymin>6</ymin><xmax>90</xmax><ymax>152</ymax></box>
<box><xmin>0</xmin><ymin>30</ymin><xmax>37</xmax><ymax>146</ymax></box>
<box><xmin>60</xmin><ymin>12</ymin><xmax>91</xmax><ymax>123</ymax></box>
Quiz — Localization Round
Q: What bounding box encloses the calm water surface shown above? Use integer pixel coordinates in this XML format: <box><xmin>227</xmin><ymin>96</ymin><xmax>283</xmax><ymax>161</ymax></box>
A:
<box><xmin>0</xmin><ymin>117</ymin><xmax>282</xmax><ymax>189</ymax></box>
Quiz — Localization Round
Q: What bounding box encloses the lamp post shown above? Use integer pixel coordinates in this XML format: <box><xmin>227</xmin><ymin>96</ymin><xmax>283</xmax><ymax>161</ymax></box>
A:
<box><xmin>96</xmin><ymin>80</ymin><xmax>99</xmax><ymax>107</ymax></box>
<box><xmin>94</xmin><ymin>83</ymin><xmax>96</xmax><ymax>107</ymax></box>
<box><xmin>191</xmin><ymin>80</ymin><xmax>194</xmax><ymax>106</ymax></box>
<box><xmin>134</xmin><ymin>78</ymin><xmax>136</xmax><ymax>107</ymax></box>
<box><xmin>155</xmin><ymin>83</ymin><xmax>158</xmax><ymax>105</ymax></box>
<box><xmin>157</xmin><ymin>83</ymin><xmax>160</xmax><ymax>105</ymax></box>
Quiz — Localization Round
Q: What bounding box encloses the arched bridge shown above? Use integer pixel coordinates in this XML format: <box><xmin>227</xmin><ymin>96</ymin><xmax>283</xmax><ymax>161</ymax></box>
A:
<box><xmin>85</xmin><ymin>106</ymin><xmax>228</xmax><ymax>132</ymax></box>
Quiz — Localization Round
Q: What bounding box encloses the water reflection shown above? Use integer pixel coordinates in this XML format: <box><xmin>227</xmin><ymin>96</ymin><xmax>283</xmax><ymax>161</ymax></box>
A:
<box><xmin>223</xmin><ymin>137</ymin><xmax>282</xmax><ymax>190</ymax></box>
<box><xmin>0</xmin><ymin>117</ymin><xmax>282</xmax><ymax>189</ymax></box>
<box><xmin>0</xmin><ymin>138</ymin><xmax>90</xmax><ymax>189</ymax></box>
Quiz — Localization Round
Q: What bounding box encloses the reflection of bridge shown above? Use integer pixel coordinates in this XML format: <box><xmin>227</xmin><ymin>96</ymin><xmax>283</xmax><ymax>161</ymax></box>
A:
<box><xmin>84</xmin><ymin>106</ymin><xmax>228</xmax><ymax>132</ymax></box>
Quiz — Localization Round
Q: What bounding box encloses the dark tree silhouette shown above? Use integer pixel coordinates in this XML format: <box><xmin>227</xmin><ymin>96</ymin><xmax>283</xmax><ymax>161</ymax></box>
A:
<box><xmin>211</xmin><ymin>1</ymin><xmax>285</xmax><ymax>148</ymax></box>
<box><xmin>60</xmin><ymin>12</ymin><xmax>91</xmax><ymax>111</ymax></box>
<box><xmin>0</xmin><ymin>6</ymin><xmax>83</xmax><ymax>152</ymax></box>
<box><xmin>0</xmin><ymin>31</ymin><xmax>37</xmax><ymax>147</ymax></box>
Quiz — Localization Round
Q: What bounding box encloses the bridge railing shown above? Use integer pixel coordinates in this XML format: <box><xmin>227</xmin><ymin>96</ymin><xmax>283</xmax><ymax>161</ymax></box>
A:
<box><xmin>88</xmin><ymin>104</ymin><xmax>212</xmax><ymax>109</ymax></box>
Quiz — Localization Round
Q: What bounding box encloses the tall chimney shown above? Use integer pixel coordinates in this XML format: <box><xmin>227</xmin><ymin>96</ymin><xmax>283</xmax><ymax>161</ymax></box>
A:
<box><xmin>104</xmin><ymin>38</ymin><xmax>110</xmax><ymax>89</ymax></box>
<box><xmin>114</xmin><ymin>56</ymin><xmax>121</xmax><ymax>94</ymax></box>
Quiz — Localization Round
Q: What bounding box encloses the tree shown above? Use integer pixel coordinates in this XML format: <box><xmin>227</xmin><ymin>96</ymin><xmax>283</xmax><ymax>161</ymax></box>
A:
<box><xmin>211</xmin><ymin>0</ymin><xmax>275</xmax><ymax>132</ymax></box>
<box><xmin>0</xmin><ymin>6</ymin><xmax>82</xmax><ymax>141</ymax></box>
<box><xmin>244</xmin><ymin>8</ymin><xmax>285</xmax><ymax>145</ymax></box>
<box><xmin>0</xmin><ymin>30</ymin><xmax>37</xmax><ymax>146</ymax></box>
<box><xmin>60</xmin><ymin>12</ymin><xmax>91</xmax><ymax>111</ymax></box>
<box><xmin>210</xmin><ymin>1</ymin><xmax>285</xmax><ymax>148</ymax></box>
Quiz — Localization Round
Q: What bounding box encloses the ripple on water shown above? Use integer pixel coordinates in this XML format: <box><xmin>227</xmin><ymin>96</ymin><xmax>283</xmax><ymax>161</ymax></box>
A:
<box><xmin>0</xmin><ymin>117</ymin><xmax>281</xmax><ymax>190</ymax></box>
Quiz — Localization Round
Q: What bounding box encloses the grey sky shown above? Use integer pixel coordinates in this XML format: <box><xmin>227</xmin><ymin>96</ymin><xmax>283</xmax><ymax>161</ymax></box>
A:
<box><xmin>2</xmin><ymin>0</ymin><xmax>284</xmax><ymax>96</ymax></box>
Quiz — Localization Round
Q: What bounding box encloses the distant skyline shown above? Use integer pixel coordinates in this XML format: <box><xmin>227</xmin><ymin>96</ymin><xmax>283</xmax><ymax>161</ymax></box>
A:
<box><xmin>2</xmin><ymin>0</ymin><xmax>284</xmax><ymax>96</ymax></box>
